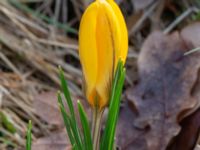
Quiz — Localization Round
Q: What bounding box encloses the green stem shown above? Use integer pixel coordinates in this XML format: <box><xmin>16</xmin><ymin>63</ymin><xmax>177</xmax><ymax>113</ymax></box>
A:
<box><xmin>92</xmin><ymin>109</ymin><xmax>103</xmax><ymax>150</ymax></box>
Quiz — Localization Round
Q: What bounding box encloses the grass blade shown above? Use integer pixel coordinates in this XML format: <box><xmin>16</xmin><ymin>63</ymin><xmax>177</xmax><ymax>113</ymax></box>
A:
<box><xmin>68</xmin><ymin>116</ymin><xmax>84</xmax><ymax>150</ymax></box>
<box><xmin>59</xmin><ymin>68</ymin><xmax>83</xmax><ymax>148</ymax></box>
<box><xmin>26</xmin><ymin>120</ymin><xmax>32</xmax><ymax>150</ymax></box>
<box><xmin>78</xmin><ymin>101</ymin><xmax>93</xmax><ymax>150</ymax></box>
<box><xmin>57</xmin><ymin>92</ymin><xmax>76</xmax><ymax>149</ymax></box>
<box><xmin>100</xmin><ymin>60</ymin><xmax>126</xmax><ymax>150</ymax></box>
<box><xmin>59</xmin><ymin>67</ymin><xmax>75</xmax><ymax>119</ymax></box>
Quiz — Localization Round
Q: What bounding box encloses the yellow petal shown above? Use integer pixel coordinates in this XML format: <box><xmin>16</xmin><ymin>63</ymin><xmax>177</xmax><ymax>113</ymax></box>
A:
<box><xmin>108</xmin><ymin>0</ymin><xmax>128</xmax><ymax>64</ymax></box>
<box><xmin>79</xmin><ymin>2</ymin><xmax>98</xmax><ymax>106</ymax></box>
<box><xmin>95</xmin><ymin>0</ymin><xmax>121</xmax><ymax>108</ymax></box>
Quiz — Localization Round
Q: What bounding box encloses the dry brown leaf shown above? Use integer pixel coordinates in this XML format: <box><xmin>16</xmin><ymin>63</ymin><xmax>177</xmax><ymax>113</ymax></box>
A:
<box><xmin>167</xmin><ymin>108</ymin><xmax>200</xmax><ymax>150</ymax></box>
<box><xmin>181</xmin><ymin>22</ymin><xmax>200</xmax><ymax>48</ymax></box>
<box><xmin>116</xmin><ymin>101</ymin><xmax>148</xmax><ymax>150</ymax></box>
<box><xmin>32</xmin><ymin>130</ymin><xmax>70</xmax><ymax>150</ymax></box>
<box><xmin>180</xmin><ymin>22</ymin><xmax>200</xmax><ymax>115</ymax></box>
<box><xmin>117</xmin><ymin>31</ymin><xmax>200</xmax><ymax>150</ymax></box>
<box><xmin>165</xmin><ymin>22</ymin><xmax>200</xmax><ymax>150</ymax></box>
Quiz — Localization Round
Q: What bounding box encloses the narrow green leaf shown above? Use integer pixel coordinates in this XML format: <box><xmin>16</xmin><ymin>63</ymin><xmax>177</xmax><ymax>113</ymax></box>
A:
<box><xmin>59</xmin><ymin>104</ymin><xmax>81</xmax><ymax>150</ymax></box>
<box><xmin>106</xmin><ymin>70</ymin><xmax>125</xmax><ymax>150</ymax></box>
<box><xmin>78</xmin><ymin>101</ymin><xmax>93</xmax><ymax>150</ymax></box>
<box><xmin>59</xmin><ymin>68</ymin><xmax>75</xmax><ymax>119</ymax></box>
<box><xmin>68</xmin><ymin>116</ymin><xmax>84</xmax><ymax>150</ymax></box>
<box><xmin>58</xmin><ymin>68</ymin><xmax>83</xmax><ymax>148</ymax></box>
<box><xmin>100</xmin><ymin>60</ymin><xmax>126</xmax><ymax>150</ymax></box>
<box><xmin>26</xmin><ymin>120</ymin><xmax>32</xmax><ymax>150</ymax></box>
<box><xmin>57</xmin><ymin>92</ymin><xmax>76</xmax><ymax>149</ymax></box>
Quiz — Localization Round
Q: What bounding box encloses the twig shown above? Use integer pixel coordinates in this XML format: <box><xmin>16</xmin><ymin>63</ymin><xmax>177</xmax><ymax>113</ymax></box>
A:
<box><xmin>0</xmin><ymin>128</ymin><xmax>25</xmax><ymax>146</ymax></box>
<box><xmin>0</xmin><ymin>85</ymin><xmax>50</xmax><ymax>135</ymax></box>
<box><xmin>13</xmin><ymin>12</ymin><xmax>48</xmax><ymax>35</ymax></box>
<box><xmin>163</xmin><ymin>7</ymin><xmax>200</xmax><ymax>34</ymax></box>
<box><xmin>184</xmin><ymin>47</ymin><xmax>200</xmax><ymax>56</ymax></box>
<box><xmin>62</xmin><ymin>0</ymin><xmax>68</xmax><ymax>24</ymax></box>
<box><xmin>69</xmin><ymin>0</ymin><xmax>81</xmax><ymax>19</ymax></box>
<box><xmin>54</xmin><ymin>0</ymin><xmax>61</xmax><ymax>24</ymax></box>
<box><xmin>129</xmin><ymin>1</ymin><xmax>159</xmax><ymax>36</ymax></box>
<box><xmin>0</xmin><ymin>5</ymin><xmax>37</xmax><ymax>39</ymax></box>
<box><xmin>0</xmin><ymin>51</ymin><xmax>23</xmax><ymax>80</ymax></box>
<box><xmin>150</xmin><ymin>0</ymin><xmax>165</xmax><ymax>30</ymax></box>
<box><xmin>35</xmin><ymin>38</ymin><xmax>78</xmax><ymax>50</ymax></box>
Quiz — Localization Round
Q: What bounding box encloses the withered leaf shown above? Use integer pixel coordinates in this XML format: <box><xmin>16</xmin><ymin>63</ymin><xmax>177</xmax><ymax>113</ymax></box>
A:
<box><xmin>167</xmin><ymin>108</ymin><xmax>200</xmax><ymax>150</ymax></box>
<box><xmin>120</xmin><ymin>31</ymin><xmax>200</xmax><ymax>150</ymax></box>
<box><xmin>180</xmin><ymin>22</ymin><xmax>200</xmax><ymax>114</ymax></box>
<box><xmin>116</xmin><ymin>101</ymin><xmax>148</xmax><ymax>150</ymax></box>
<box><xmin>181</xmin><ymin>22</ymin><xmax>200</xmax><ymax>48</ymax></box>
<box><xmin>166</xmin><ymin>22</ymin><xmax>200</xmax><ymax>150</ymax></box>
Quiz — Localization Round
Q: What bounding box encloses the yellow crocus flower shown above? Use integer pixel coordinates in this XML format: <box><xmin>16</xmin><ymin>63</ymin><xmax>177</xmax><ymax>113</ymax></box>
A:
<box><xmin>79</xmin><ymin>0</ymin><xmax>128</xmax><ymax>109</ymax></box>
